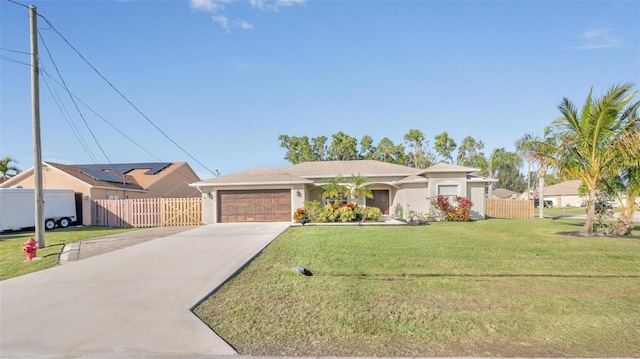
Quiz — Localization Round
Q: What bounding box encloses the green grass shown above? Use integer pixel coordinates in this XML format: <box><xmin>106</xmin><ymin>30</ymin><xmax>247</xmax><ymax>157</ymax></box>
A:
<box><xmin>538</xmin><ymin>206</ymin><xmax>587</xmax><ymax>217</ymax></box>
<box><xmin>195</xmin><ymin>218</ymin><xmax>640</xmax><ymax>357</ymax></box>
<box><xmin>0</xmin><ymin>226</ymin><xmax>140</xmax><ymax>280</ymax></box>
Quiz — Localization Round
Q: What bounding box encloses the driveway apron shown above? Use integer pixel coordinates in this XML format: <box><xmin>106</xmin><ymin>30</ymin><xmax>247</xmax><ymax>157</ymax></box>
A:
<box><xmin>0</xmin><ymin>222</ymin><xmax>290</xmax><ymax>358</ymax></box>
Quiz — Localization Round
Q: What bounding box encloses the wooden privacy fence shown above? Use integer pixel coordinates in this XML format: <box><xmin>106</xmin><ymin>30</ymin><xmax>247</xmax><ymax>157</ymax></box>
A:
<box><xmin>485</xmin><ymin>198</ymin><xmax>534</xmax><ymax>219</ymax></box>
<box><xmin>92</xmin><ymin>198</ymin><xmax>202</xmax><ymax>227</ymax></box>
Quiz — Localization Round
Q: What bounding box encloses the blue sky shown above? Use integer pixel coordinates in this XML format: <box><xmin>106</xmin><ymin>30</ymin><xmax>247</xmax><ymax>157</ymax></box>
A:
<box><xmin>1</xmin><ymin>0</ymin><xmax>639</xmax><ymax>179</ymax></box>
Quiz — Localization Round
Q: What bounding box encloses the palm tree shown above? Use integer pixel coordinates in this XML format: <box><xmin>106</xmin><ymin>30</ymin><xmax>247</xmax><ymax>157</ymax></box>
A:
<box><xmin>516</xmin><ymin>127</ymin><xmax>560</xmax><ymax>219</ymax></box>
<box><xmin>600</xmin><ymin>164</ymin><xmax>640</xmax><ymax>235</ymax></box>
<box><xmin>553</xmin><ymin>83</ymin><xmax>640</xmax><ymax>235</ymax></box>
<box><xmin>347</xmin><ymin>174</ymin><xmax>373</xmax><ymax>206</ymax></box>
<box><xmin>486</xmin><ymin>148</ymin><xmax>522</xmax><ymax>198</ymax></box>
<box><xmin>321</xmin><ymin>176</ymin><xmax>347</xmax><ymax>204</ymax></box>
<box><xmin>0</xmin><ymin>156</ymin><xmax>22</xmax><ymax>182</ymax></box>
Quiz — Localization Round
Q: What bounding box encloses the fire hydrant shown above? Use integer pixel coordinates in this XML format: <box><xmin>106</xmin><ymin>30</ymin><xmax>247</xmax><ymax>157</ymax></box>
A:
<box><xmin>22</xmin><ymin>237</ymin><xmax>38</xmax><ymax>262</ymax></box>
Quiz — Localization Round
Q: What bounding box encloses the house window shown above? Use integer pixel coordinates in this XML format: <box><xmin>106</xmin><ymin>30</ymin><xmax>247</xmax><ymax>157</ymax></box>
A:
<box><xmin>438</xmin><ymin>185</ymin><xmax>458</xmax><ymax>197</ymax></box>
<box><xmin>107</xmin><ymin>195</ymin><xmax>119</xmax><ymax>200</ymax></box>
<box><xmin>438</xmin><ymin>185</ymin><xmax>458</xmax><ymax>205</ymax></box>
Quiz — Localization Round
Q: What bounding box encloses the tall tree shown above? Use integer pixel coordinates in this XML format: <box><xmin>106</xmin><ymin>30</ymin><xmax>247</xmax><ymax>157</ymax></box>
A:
<box><xmin>328</xmin><ymin>132</ymin><xmax>359</xmax><ymax>161</ymax></box>
<box><xmin>553</xmin><ymin>83</ymin><xmax>640</xmax><ymax>234</ymax></box>
<box><xmin>404</xmin><ymin>129</ymin><xmax>433</xmax><ymax>168</ymax></box>
<box><xmin>0</xmin><ymin>156</ymin><xmax>22</xmax><ymax>182</ymax></box>
<box><xmin>457</xmin><ymin>136</ymin><xmax>485</xmax><ymax>166</ymax></box>
<box><xmin>516</xmin><ymin>127</ymin><xmax>560</xmax><ymax>219</ymax></box>
<box><xmin>311</xmin><ymin>136</ymin><xmax>328</xmax><ymax>161</ymax></box>
<box><xmin>374</xmin><ymin>137</ymin><xmax>397</xmax><ymax>163</ymax></box>
<box><xmin>487</xmin><ymin>148</ymin><xmax>522</xmax><ymax>198</ymax></box>
<box><xmin>433</xmin><ymin>131</ymin><xmax>457</xmax><ymax>163</ymax></box>
<box><xmin>359</xmin><ymin>135</ymin><xmax>375</xmax><ymax>160</ymax></box>
<box><xmin>278</xmin><ymin>135</ymin><xmax>313</xmax><ymax>164</ymax></box>
<box><xmin>495</xmin><ymin>163</ymin><xmax>527</xmax><ymax>193</ymax></box>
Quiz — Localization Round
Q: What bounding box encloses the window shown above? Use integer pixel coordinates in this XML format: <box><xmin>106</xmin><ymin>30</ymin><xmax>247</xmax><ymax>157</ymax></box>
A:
<box><xmin>107</xmin><ymin>195</ymin><xmax>119</xmax><ymax>200</ymax></box>
<box><xmin>438</xmin><ymin>185</ymin><xmax>458</xmax><ymax>197</ymax></box>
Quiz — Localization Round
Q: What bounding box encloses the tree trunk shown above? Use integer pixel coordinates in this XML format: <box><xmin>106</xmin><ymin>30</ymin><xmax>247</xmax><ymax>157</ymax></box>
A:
<box><xmin>581</xmin><ymin>188</ymin><xmax>596</xmax><ymax>235</ymax></box>
<box><xmin>537</xmin><ymin>166</ymin><xmax>546</xmax><ymax>219</ymax></box>
<box><xmin>487</xmin><ymin>169</ymin><xmax>494</xmax><ymax>198</ymax></box>
<box><xmin>612</xmin><ymin>207</ymin><xmax>635</xmax><ymax>236</ymax></box>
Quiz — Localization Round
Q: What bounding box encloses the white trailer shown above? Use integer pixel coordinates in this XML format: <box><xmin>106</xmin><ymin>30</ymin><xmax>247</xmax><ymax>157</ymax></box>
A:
<box><xmin>0</xmin><ymin>188</ymin><xmax>77</xmax><ymax>232</ymax></box>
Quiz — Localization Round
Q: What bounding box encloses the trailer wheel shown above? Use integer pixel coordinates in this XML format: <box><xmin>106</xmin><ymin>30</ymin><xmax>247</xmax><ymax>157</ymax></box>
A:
<box><xmin>58</xmin><ymin>217</ymin><xmax>71</xmax><ymax>228</ymax></box>
<box><xmin>45</xmin><ymin>219</ymin><xmax>56</xmax><ymax>230</ymax></box>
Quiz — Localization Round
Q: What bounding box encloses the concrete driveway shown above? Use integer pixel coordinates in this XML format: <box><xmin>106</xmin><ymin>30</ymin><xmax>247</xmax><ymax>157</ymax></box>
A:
<box><xmin>0</xmin><ymin>222</ymin><xmax>290</xmax><ymax>358</ymax></box>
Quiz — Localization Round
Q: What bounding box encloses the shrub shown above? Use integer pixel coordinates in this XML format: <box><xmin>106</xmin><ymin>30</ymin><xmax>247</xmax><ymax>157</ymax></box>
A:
<box><xmin>292</xmin><ymin>208</ymin><xmax>307</xmax><ymax>222</ymax></box>
<box><xmin>362</xmin><ymin>206</ymin><xmax>383</xmax><ymax>222</ymax></box>
<box><xmin>316</xmin><ymin>204</ymin><xmax>337</xmax><ymax>223</ymax></box>
<box><xmin>434</xmin><ymin>195</ymin><xmax>473</xmax><ymax>222</ymax></box>
<box><xmin>336</xmin><ymin>206</ymin><xmax>356</xmax><ymax>222</ymax></box>
<box><xmin>303</xmin><ymin>200</ymin><xmax>322</xmax><ymax>222</ymax></box>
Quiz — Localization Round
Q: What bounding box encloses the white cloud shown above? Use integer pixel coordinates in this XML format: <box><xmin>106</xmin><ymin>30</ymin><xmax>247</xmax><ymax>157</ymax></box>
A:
<box><xmin>572</xmin><ymin>28</ymin><xmax>622</xmax><ymax>50</ymax></box>
<box><xmin>191</xmin><ymin>0</ymin><xmax>229</xmax><ymax>12</ymax></box>
<box><xmin>193</xmin><ymin>0</ymin><xmax>303</xmax><ymax>32</ymax></box>
<box><xmin>212</xmin><ymin>15</ymin><xmax>253</xmax><ymax>32</ymax></box>
<box><xmin>212</xmin><ymin>15</ymin><xmax>230</xmax><ymax>31</ymax></box>
<box><xmin>233</xmin><ymin>20</ymin><xmax>254</xmax><ymax>30</ymax></box>
<box><xmin>275</xmin><ymin>0</ymin><xmax>305</xmax><ymax>8</ymax></box>
<box><xmin>250</xmin><ymin>0</ymin><xmax>305</xmax><ymax>11</ymax></box>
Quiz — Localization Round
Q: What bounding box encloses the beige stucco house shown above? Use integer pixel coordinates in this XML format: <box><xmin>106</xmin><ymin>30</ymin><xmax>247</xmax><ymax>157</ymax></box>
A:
<box><xmin>0</xmin><ymin>162</ymin><xmax>201</xmax><ymax>225</ymax></box>
<box><xmin>190</xmin><ymin>160</ymin><xmax>495</xmax><ymax>223</ymax></box>
<box><xmin>543</xmin><ymin>180</ymin><xmax>585</xmax><ymax>207</ymax></box>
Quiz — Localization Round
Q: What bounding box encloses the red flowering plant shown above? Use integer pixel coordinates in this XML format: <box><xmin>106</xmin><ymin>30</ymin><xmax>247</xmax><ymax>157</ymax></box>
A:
<box><xmin>434</xmin><ymin>195</ymin><xmax>473</xmax><ymax>222</ymax></box>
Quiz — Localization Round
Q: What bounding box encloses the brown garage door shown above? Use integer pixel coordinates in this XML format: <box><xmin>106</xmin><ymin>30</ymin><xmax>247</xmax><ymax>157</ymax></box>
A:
<box><xmin>218</xmin><ymin>189</ymin><xmax>291</xmax><ymax>223</ymax></box>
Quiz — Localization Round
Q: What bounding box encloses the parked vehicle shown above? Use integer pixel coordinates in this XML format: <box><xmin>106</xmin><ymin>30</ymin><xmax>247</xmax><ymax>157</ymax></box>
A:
<box><xmin>534</xmin><ymin>198</ymin><xmax>553</xmax><ymax>208</ymax></box>
<box><xmin>0</xmin><ymin>188</ymin><xmax>76</xmax><ymax>232</ymax></box>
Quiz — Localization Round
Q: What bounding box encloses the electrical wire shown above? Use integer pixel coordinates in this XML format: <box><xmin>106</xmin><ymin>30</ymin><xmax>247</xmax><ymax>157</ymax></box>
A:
<box><xmin>37</xmin><ymin>29</ymin><xmax>119</xmax><ymax>175</ymax></box>
<box><xmin>6</xmin><ymin>0</ymin><xmax>218</xmax><ymax>177</ymax></box>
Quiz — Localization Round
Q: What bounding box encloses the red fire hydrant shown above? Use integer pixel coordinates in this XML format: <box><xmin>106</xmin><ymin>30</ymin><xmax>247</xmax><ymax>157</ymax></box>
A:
<box><xmin>22</xmin><ymin>237</ymin><xmax>38</xmax><ymax>262</ymax></box>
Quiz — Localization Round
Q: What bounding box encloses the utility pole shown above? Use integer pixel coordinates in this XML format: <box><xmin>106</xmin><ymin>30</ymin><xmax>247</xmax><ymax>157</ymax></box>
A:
<box><xmin>30</xmin><ymin>5</ymin><xmax>45</xmax><ymax>248</ymax></box>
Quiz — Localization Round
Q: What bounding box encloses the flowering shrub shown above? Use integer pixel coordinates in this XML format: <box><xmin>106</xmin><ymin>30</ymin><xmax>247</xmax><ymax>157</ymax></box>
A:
<box><xmin>295</xmin><ymin>202</ymin><xmax>383</xmax><ymax>223</ymax></box>
<box><xmin>292</xmin><ymin>208</ymin><xmax>307</xmax><ymax>222</ymax></box>
<box><xmin>433</xmin><ymin>195</ymin><xmax>473</xmax><ymax>222</ymax></box>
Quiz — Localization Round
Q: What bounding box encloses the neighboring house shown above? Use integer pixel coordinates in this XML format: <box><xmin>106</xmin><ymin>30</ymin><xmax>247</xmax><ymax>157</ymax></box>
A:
<box><xmin>190</xmin><ymin>160</ymin><xmax>496</xmax><ymax>224</ymax></box>
<box><xmin>491</xmin><ymin>188</ymin><xmax>517</xmax><ymax>199</ymax></box>
<box><xmin>0</xmin><ymin>173</ymin><xmax>15</xmax><ymax>185</ymax></box>
<box><xmin>0</xmin><ymin>162</ymin><xmax>201</xmax><ymax>225</ymax></box>
<box><xmin>543</xmin><ymin>180</ymin><xmax>585</xmax><ymax>207</ymax></box>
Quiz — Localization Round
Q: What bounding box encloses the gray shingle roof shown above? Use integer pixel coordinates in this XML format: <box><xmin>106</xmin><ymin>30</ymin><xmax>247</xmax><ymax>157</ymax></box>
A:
<box><xmin>282</xmin><ymin>160</ymin><xmax>420</xmax><ymax>177</ymax></box>
<box><xmin>193</xmin><ymin>166</ymin><xmax>312</xmax><ymax>185</ymax></box>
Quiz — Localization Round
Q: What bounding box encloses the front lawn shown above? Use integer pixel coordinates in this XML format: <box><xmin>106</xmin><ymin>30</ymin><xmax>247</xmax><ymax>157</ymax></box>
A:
<box><xmin>0</xmin><ymin>226</ymin><xmax>140</xmax><ymax>280</ymax></box>
<box><xmin>195</xmin><ymin>218</ymin><xmax>640</xmax><ymax>357</ymax></box>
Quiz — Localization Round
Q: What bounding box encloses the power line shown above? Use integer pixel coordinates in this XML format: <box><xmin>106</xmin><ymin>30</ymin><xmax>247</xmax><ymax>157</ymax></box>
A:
<box><xmin>37</xmin><ymin>28</ymin><xmax>118</xmax><ymax>172</ymax></box>
<box><xmin>6</xmin><ymin>0</ymin><xmax>217</xmax><ymax>176</ymax></box>
<box><xmin>36</xmin><ymin>10</ymin><xmax>217</xmax><ymax>176</ymax></box>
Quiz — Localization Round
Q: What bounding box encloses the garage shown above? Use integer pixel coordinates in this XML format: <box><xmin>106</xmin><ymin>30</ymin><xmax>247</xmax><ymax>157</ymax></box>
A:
<box><xmin>218</xmin><ymin>189</ymin><xmax>291</xmax><ymax>223</ymax></box>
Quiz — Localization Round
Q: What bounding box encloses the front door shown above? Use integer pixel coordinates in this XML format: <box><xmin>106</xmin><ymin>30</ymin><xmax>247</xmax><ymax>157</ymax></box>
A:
<box><xmin>366</xmin><ymin>190</ymin><xmax>389</xmax><ymax>215</ymax></box>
